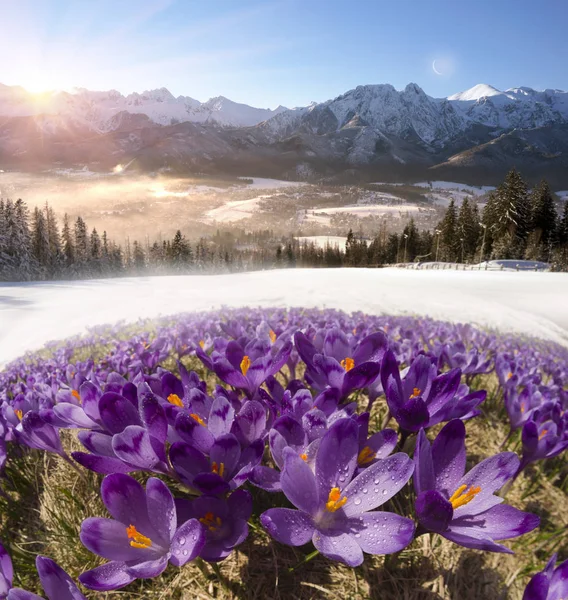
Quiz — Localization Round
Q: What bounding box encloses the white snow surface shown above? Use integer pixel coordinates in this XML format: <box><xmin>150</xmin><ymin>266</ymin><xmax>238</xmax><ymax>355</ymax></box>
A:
<box><xmin>1</xmin><ymin>268</ymin><xmax>568</xmax><ymax>367</ymax></box>
<box><xmin>238</xmin><ymin>177</ymin><xmax>309</xmax><ymax>190</ymax></box>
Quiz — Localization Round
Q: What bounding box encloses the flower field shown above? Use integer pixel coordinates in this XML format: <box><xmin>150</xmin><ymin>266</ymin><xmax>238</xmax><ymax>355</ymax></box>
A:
<box><xmin>0</xmin><ymin>308</ymin><xmax>567</xmax><ymax>599</ymax></box>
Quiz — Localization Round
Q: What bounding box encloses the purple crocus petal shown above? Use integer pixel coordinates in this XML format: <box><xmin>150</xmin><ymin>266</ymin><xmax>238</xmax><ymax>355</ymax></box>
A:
<box><xmin>352</xmin><ymin>332</ymin><xmax>388</xmax><ymax>364</ymax></box>
<box><xmin>424</xmin><ymin>369</ymin><xmax>461</xmax><ymax>416</ymax></box>
<box><xmin>169</xmin><ymin>442</ymin><xmax>210</xmax><ymax>487</ymax></box>
<box><xmin>99</xmin><ymin>393</ymin><xmax>142</xmax><ymax>434</ymax></box>
<box><xmin>314</xmin><ymin>355</ymin><xmax>345</xmax><ymax>389</ymax></box>
<box><xmin>170</xmin><ymin>519</ymin><xmax>206</xmax><ymax>566</ymax></box>
<box><xmin>523</xmin><ymin>572</ymin><xmax>550</xmax><ymax>600</ymax></box>
<box><xmin>431</xmin><ymin>420</ymin><xmax>466</xmax><ymax>496</ymax></box>
<box><xmin>6</xmin><ymin>589</ymin><xmax>45</xmax><ymax>600</ymax></box>
<box><xmin>175</xmin><ymin>412</ymin><xmax>214</xmax><ymax>454</ymax></box>
<box><xmin>249</xmin><ymin>466</ymin><xmax>282</xmax><ymax>492</ymax></box>
<box><xmin>351</xmin><ymin>512</ymin><xmax>415</xmax><ymax>555</ymax></box>
<box><xmin>79</xmin><ymin>561</ymin><xmax>135</xmax><ymax>591</ymax></box>
<box><xmin>72</xmin><ymin>453</ymin><xmax>134</xmax><ymax>475</ymax></box>
<box><xmin>225</xmin><ymin>341</ymin><xmax>245</xmax><ymax>371</ymax></box>
<box><xmin>53</xmin><ymin>404</ymin><xmax>98</xmax><ymax>429</ymax></box>
<box><xmin>227</xmin><ymin>489</ymin><xmax>253</xmax><ymax>521</ymax></box>
<box><xmin>415</xmin><ymin>490</ymin><xmax>454</xmax><ymax>533</ymax></box>
<box><xmin>261</xmin><ymin>508</ymin><xmax>315</xmax><ymax>546</ymax></box>
<box><xmin>235</xmin><ymin>401</ymin><xmax>266</xmax><ymax>445</ymax></box>
<box><xmin>549</xmin><ymin>559</ymin><xmax>568</xmax><ymax>600</ymax></box>
<box><xmin>342</xmin><ymin>452</ymin><xmax>414</xmax><ymax>517</ymax></box>
<box><xmin>452</xmin><ymin>452</ymin><xmax>519</xmax><ymax>517</ymax></box>
<box><xmin>302</xmin><ymin>410</ymin><xmax>327</xmax><ymax>443</ymax></box>
<box><xmin>193</xmin><ymin>473</ymin><xmax>231</xmax><ymax>495</ymax></box>
<box><xmin>125</xmin><ymin>556</ymin><xmax>168</xmax><ymax>578</ymax></box>
<box><xmin>365</xmin><ymin>428</ymin><xmax>398</xmax><ymax>460</ymax></box>
<box><xmin>312</xmin><ymin>531</ymin><xmax>363</xmax><ymax>567</ymax></box>
<box><xmin>451</xmin><ymin>504</ymin><xmax>539</xmax><ymax>541</ymax></box>
<box><xmin>280</xmin><ymin>447</ymin><xmax>319</xmax><ymax>514</ymax></box>
<box><xmin>212</xmin><ymin>358</ymin><xmax>249</xmax><ymax>390</ymax></box>
<box><xmin>112</xmin><ymin>426</ymin><xmax>165</xmax><ymax>472</ymax></box>
<box><xmin>101</xmin><ymin>474</ymin><xmax>150</xmax><ymax>528</ymax></box>
<box><xmin>323</xmin><ymin>328</ymin><xmax>350</xmax><ymax>363</ymax></box>
<box><xmin>231</xmin><ymin>439</ymin><xmax>264</xmax><ymax>487</ymax></box>
<box><xmin>397</xmin><ymin>397</ymin><xmax>430</xmax><ymax>432</ymax></box>
<box><xmin>35</xmin><ymin>556</ymin><xmax>86</xmax><ymax>600</ymax></box>
<box><xmin>80</xmin><ymin>518</ymin><xmax>148</xmax><ymax>561</ymax></box>
<box><xmin>413</xmin><ymin>429</ymin><xmax>435</xmax><ymax>495</ymax></box>
<box><xmin>380</xmin><ymin>350</ymin><xmax>403</xmax><ymax>412</ymax></box>
<box><xmin>0</xmin><ymin>542</ymin><xmax>14</xmax><ymax>591</ymax></box>
<box><xmin>145</xmin><ymin>478</ymin><xmax>176</xmax><ymax>543</ymax></box>
<box><xmin>314</xmin><ymin>388</ymin><xmax>340</xmax><ymax>417</ymax></box>
<box><xmin>315</xmin><ymin>418</ymin><xmax>358</xmax><ymax>494</ymax></box>
<box><xmin>78</xmin><ymin>431</ymin><xmax>115</xmax><ymax>456</ymax></box>
<box><xmin>210</xmin><ymin>434</ymin><xmax>241</xmax><ymax>477</ymax></box>
<box><xmin>293</xmin><ymin>331</ymin><xmax>318</xmax><ymax>368</ymax></box>
<box><xmin>441</xmin><ymin>529</ymin><xmax>514</xmax><ymax>554</ymax></box>
<box><xmin>208</xmin><ymin>396</ymin><xmax>235</xmax><ymax>438</ymax></box>
<box><xmin>78</xmin><ymin>383</ymin><xmax>101</xmax><ymax>424</ymax></box>
<box><xmin>341</xmin><ymin>362</ymin><xmax>381</xmax><ymax>397</ymax></box>
<box><xmin>139</xmin><ymin>396</ymin><xmax>167</xmax><ymax>444</ymax></box>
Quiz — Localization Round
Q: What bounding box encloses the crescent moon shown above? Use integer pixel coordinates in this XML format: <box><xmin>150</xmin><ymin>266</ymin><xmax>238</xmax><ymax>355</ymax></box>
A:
<box><xmin>432</xmin><ymin>60</ymin><xmax>442</xmax><ymax>75</ymax></box>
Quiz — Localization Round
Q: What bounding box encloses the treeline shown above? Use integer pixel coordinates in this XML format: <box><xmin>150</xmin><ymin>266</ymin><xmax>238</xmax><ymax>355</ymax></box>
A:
<box><xmin>435</xmin><ymin>170</ymin><xmax>568</xmax><ymax>266</ymax></box>
<box><xmin>0</xmin><ymin>199</ymin><xmax>277</xmax><ymax>282</ymax></box>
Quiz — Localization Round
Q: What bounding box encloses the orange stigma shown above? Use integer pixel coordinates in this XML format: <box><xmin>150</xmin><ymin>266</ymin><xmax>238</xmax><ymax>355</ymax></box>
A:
<box><xmin>449</xmin><ymin>484</ymin><xmax>481</xmax><ymax>509</ymax></box>
<box><xmin>15</xmin><ymin>409</ymin><xmax>23</xmax><ymax>421</ymax></box>
<box><xmin>167</xmin><ymin>393</ymin><xmax>184</xmax><ymax>407</ymax></box>
<box><xmin>211</xmin><ymin>462</ymin><xmax>225</xmax><ymax>478</ymax></box>
<box><xmin>126</xmin><ymin>525</ymin><xmax>152</xmax><ymax>549</ymax></box>
<box><xmin>507</xmin><ymin>372</ymin><xmax>513</xmax><ymax>380</ymax></box>
<box><xmin>190</xmin><ymin>413</ymin><xmax>205</xmax><ymax>426</ymax></box>
<box><xmin>300</xmin><ymin>453</ymin><xmax>308</xmax><ymax>461</ymax></box>
<box><xmin>199</xmin><ymin>340</ymin><xmax>205</xmax><ymax>349</ymax></box>
<box><xmin>410</xmin><ymin>387</ymin><xmax>422</xmax><ymax>399</ymax></box>
<box><xmin>340</xmin><ymin>357</ymin><xmax>355</xmax><ymax>372</ymax></box>
<box><xmin>325</xmin><ymin>487</ymin><xmax>348</xmax><ymax>513</ymax></box>
<box><xmin>269</xmin><ymin>330</ymin><xmax>277</xmax><ymax>343</ymax></box>
<box><xmin>71</xmin><ymin>389</ymin><xmax>81</xmax><ymax>402</ymax></box>
<box><xmin>199</xmin><ymin>511</ymin><xmax>222</xmax><ymax>532</ymax></box>
<box><xmin>240</xmin><ymin>355</ymin><xmax>251</xmax><ymax>376</ymax></box>
<box><xmin>357</xmin><ymin>446</ymin><xmax>376</xmax><ymax>466</ymax></box>
<box><xmin>539</xmin><ymin>429</ymin><xmax>548</xmax><ymax>441</ymax></box>
<box><xmin>520</xmin><ymin>402</ymin><xmax>526</xmax><ymax>414</ymax></box>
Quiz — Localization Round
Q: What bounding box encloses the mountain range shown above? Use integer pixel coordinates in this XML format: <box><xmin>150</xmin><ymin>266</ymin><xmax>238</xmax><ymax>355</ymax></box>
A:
<box><xmin>1</xmin><ymin>82</ymin><xmax>568</xmax><ymax>185</ymax></box>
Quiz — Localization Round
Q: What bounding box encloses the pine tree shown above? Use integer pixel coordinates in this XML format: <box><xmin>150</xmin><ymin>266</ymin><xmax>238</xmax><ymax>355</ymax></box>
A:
<box><xmin>526</xmin><ymin>180</ymin><xmax>557</xmax><ymax>260</ymax></box>
<box><xmin>32</xmin><ymin>206</ymin><xmax>51</xmax><ymax>277</ymax></box>
<box><xmin>456</xmin><ymin>198</ymin><xmax>480</xmax><ymax>262</ymax></box>
<box><xmin>44</xmin><ymin>203</ymin><xmax>62</xmax><ymax>277</ymax></box>
<box><xmin>74</xmin><ymin>216</ymin><xmax>89</xmax><ymax>266</ymax></box>
<box><xmin>132</xmin><ymin>240</ymin><xmax>146</xmax><ymax>273</ymax></box>
<box><xmin>13</xmin><ymin>199</ymin><xmax>35</xmax><ymax>280</ymax></box>
<box><xmin>440</xmin><ymin>200</ymin><xmax>458</xmax><ymax>261</ymax></box>
<box><xmin>61</xmin><ymin>214</ymin><xmax>75</xmax><ymax>271</ymax></box>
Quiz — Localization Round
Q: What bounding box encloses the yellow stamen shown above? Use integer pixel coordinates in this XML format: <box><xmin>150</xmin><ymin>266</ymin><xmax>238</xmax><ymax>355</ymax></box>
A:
<box><xmin>190</xmin><ymin>413</ymin><xmax>205</xmax><ymax>426</ymax></box>
<box><xmin>199</xmin><ymin>511</ymin><xmax>223</xmax><ymax>532</ymax></box>
<box><xmin>539</xmin><ymin>429</ymin><xmax>548</xmax><ymax>441</ymax></box>
<box><xmin>340</xmin><ymin>357</ymin><xmax>355</xmax><ymax>372</ymax></box>
<box><xmin>211</xmin><ymin>462</ymin><xmax>225</xmax><ymax>478</ymax></box>
<box><xmin>410</xmin><ymin>387</ymin><xmax>421</xmax><ymax>399</ymax></box>
<box><xmin>449</xmin><ymin>484</ymin><xmax>481</xmax><ymax>510</ymax></box>
<box><xmin>357</xmin><ymin>446</ymin><xmax>376</xmax><ymax>466</ymax></box>
<box><xmin>126</xmin><ymin>525</ymin><xmax>152</xmax><ymax>549</ymax></box>
<box><xmin>269</xmin><ymin>330</ymin><xmax>277</xmax><ymax>343</ymax></box>
<box><xmin>15</xmin><ymin>409</ymin><xmax>23</xmax><ymax>421</ymax></box>
<box><xmin>300</xmin><ymin>453</ymin><xmax>308</xmax><ymax>461</ymax></box>
<box><xmin>71</xmin><ymin>389</ymin><xmax>81</xmax><ymax>402</ymax></box>
<box><xmin>240</xmin><ymin>355</ymin><xmax>251</xmax><ymax>376</ymax></box>
<box><xmin>352</xmin><ymin>328</ymin><xmax>357</xmax><ymax>335</ymax></box>
<box><xmin>520</xmin><ymin>403</ymin><xmax>526</xmax><ymax>414</ymax></box>
<box><xmin>199</xmin><ymin>340</ymin><xmax>205</xmax><ymax>349</ymax></box>
<box><xmin>507</xmin><ymin>372</ymin><xmax>513</xmax><ymax>380</ymax></box>
<box><xmin>167</xmin><ymin>393</ymin><xmax>184</xmax><ymax>407</ymax></box>
<box><xmin>325</xmin><ymin>487</ymin><xmax>348</xmax><ymax>513</ymax></box>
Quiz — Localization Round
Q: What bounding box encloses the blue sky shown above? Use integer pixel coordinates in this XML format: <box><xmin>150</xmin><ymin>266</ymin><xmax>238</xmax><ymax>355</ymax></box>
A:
<box><xmin>1</xmin><ymin>0</ymin><xmax>567</xmax><ymax>107</ymax></box>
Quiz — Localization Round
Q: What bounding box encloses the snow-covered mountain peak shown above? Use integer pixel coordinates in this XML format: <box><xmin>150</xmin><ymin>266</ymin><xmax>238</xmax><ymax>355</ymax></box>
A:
<box><xmin>448</xmin><ymin>84</ymin><xmax>502</xmax><ymax>102</ymax></box>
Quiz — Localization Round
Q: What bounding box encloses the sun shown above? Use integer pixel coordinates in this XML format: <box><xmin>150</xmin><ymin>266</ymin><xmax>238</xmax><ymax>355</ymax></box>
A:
<box><xmin>19</xmin><ymin>72</ymin><xmax>70</xmax><ymax>94</ymax></box>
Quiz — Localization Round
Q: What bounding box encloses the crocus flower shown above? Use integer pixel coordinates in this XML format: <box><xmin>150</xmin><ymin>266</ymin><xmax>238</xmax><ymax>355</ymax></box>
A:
<box><xmin>176</xmin><ymin>490</ymin><xmax>252</xmax><ymax>562</ymax></box>
<box><xmin>0</xmin><ymin>543</ymin><xmax>86</xmax><ymax>600</ymax></box>
<box><xmin>518</xmin><ymin>411</ymin><xmax>568</xmax><ymax>473</ymax></box>
<box><xmin>380</xmin><ymin>350</ymin><xmax>485</xmax><ymax>432</ymax></box>
<box><xmin>80</xmin><ymin>474</ymin><xmax>205</xmax><ymax>591</ymax></box>
<box><xmin>523</xmin><ymin>553</ymin><xmax>568</xmax><ymax>600</ymax></box>
<box><xmin>413</xmin><ymin>420</ymin><xmax>539</xmax><ymax>552</ymax></box>
<box><xmin>260</xmin><ymin>418</ymin><xmax>415</xmax><ymax>566</ymax></box>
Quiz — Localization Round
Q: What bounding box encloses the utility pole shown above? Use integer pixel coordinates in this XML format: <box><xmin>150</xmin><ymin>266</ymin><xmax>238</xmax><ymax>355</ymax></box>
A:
<box><xmin>435</xmin><ymin>229</ymin><xmax>441</xmax><ymax>262</ymax></box>
<box><xmin>403</xmin><ymin>234</ymin><xmax>409</xmax><ymax>264</ymax></box>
